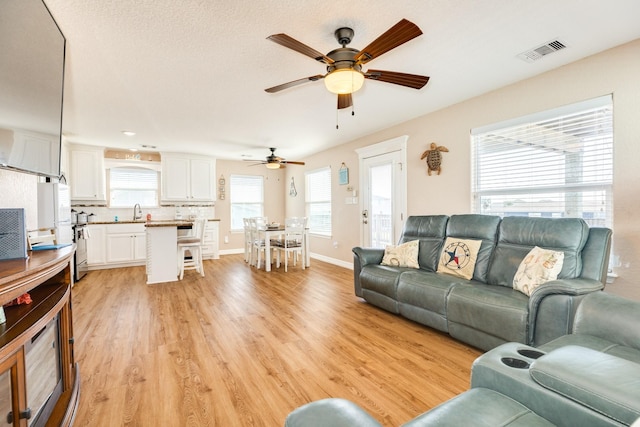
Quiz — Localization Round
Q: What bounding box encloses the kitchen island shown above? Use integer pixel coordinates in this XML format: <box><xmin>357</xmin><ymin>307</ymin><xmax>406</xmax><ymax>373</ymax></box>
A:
<box><xmin>144</xmin><ymin>219</ymin><xmax>220</xmax><ymax>284</ymax></box>
<box><xmin>145</xmin><ymin>220</ymin><xmax>193</xmax><ymax>284</ymax></box>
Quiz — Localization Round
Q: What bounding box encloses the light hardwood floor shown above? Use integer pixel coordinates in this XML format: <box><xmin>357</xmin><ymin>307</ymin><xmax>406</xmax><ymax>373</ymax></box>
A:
<box><xmin>71</xmin><ymin>255</ymin><xmax>481</xmax><ymax>426</ymax></box>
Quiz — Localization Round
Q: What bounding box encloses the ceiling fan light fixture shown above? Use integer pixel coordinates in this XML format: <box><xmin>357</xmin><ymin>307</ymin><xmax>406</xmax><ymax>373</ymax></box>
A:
<box><xmin>324</xmin><ymin>69</ymin><xmax>364</xmax><ymax>94</ymax></box>
<box><xmin>265</xmin><ymin>162</ymin><xmax>281</xmax><ymax>169</ymax></box>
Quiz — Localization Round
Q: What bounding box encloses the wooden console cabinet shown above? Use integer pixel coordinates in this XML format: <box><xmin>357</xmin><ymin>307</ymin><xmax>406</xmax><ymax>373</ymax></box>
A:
<box><xmin>0</xmin><ymin>246</ymin><xmax>79</xmax><ymax>426</ymax></box>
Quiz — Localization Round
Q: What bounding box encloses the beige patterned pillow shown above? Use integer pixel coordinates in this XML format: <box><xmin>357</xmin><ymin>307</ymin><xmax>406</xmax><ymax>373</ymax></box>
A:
<box><xmin>513</xmin><ymin>246</ymin><xmax>565</xmax><ymax>296</ymax></box>
<box><xmin>437</xmin><ymin>238</ymin><xmax>482</xmax><ymax>280</ymax></box>
<box><xmin>381</xmin><ymin>240</ymin><xmax>419</xmax><ymax>269</ymax></box>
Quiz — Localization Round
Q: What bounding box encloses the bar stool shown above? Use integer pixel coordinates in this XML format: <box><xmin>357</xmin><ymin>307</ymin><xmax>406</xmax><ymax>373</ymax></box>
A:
<box><xmin>177</xmin><ymin>218</ymin><xmax>207</xmax><ymax>280</ymax></box>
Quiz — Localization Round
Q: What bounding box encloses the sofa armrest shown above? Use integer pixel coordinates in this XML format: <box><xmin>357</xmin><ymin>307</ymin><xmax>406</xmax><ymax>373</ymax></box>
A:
<box><xmin>527</xmin><ymin>278</ymin><xmax>604</xmax><ymax>344</ymax></box>
<box><xmin>284</xmin><ymin>398</ymin><xmax>383</xmax><ymax>427</ymax></box>
<box><xmin>353</xmin><ymin>247</ymin><xmax>385</xmax><ymax>297</ymax></box>
<box><xmin>353</xmin><ymin>247</ymin><xmax>385</xmax><ymax>267</ymax></box>
<box><xmin>530</xmin><ymin>345</ymin><xmax>640</xmax><ymax>425</ymax></box>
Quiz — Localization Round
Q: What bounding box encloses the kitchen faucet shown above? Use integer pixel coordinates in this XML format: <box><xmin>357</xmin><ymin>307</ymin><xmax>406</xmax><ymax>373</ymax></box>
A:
<box><xmin>133</xmin><ymin>203</ymin><xmax>142</xmax><ymax>221</ymax></box>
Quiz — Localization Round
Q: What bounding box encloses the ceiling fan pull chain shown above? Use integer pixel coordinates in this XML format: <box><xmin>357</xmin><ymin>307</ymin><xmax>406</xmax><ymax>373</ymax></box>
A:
<box><xmin>336</xmin><ymin>109</ymin><xmax>339</xmax><ymax>129</ymax></box>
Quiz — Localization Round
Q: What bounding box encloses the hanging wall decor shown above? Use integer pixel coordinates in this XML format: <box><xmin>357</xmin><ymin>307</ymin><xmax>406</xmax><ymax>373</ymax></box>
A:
<box><xmin>420</xmin><ymin>143</ymin><xmax>449</xmax><ymax>175</ymax></box>
<box><xmin>218</xmin><ymin>175</ymin><xmax>226</xmax><ymax>200</ymax></box>
<box><xmin>289</xmin><ymin>177</ymin><xmax>297</xmax><ymax>197</ymax></box>
<box><xmin>338</xmin><ymin>162</ymin><xmax>349</xmax><ymax>185</ymax></box>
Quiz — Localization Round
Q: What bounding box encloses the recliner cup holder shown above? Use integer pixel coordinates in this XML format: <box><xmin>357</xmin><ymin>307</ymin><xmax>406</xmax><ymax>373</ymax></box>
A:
<box><xmin>517</xmin><ymin>348</ymin><xmax>545</xmax><ymax>359</ymax></box>
<box><xmin>501</xmin><ymin>357</ymin><xmax>530</xmax><ymax>369</ymax></box>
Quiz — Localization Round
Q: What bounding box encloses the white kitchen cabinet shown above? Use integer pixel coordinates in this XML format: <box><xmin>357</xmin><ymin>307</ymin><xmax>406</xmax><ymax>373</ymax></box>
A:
<box><xmin>86</xmin><ymin>224</ymin><xmax>106</xmax><ymax>266</ymax></box>
<box><xmin>70</xmin><ymin>147</ymin><xmax>106</xmax><ymax>201</ymax></box>
<box><xmin>106</xmin><ymin>223</ymin><xmax>146</xmax><ymax>264</ymax></box>
<box><xmin>161</xmin><ymin>154</ymin><xmax>215</xmax><ymax>202</ymax></box>
<box><xmin>87</xmin><ymin>223</ymin><xmax>146</xmax><ymax>268</ymax></box>
<box><xmin>202</xmin><ymin>220</ymin><xmax>220</xmax><ymax>259</ymax></box>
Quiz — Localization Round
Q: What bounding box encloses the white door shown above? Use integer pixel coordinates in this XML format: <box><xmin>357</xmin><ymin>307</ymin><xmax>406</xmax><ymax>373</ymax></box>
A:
<box><xmin>357</xmin><ymin>136</ymin><xmax>407</xmax><ymax>248</ymax></box>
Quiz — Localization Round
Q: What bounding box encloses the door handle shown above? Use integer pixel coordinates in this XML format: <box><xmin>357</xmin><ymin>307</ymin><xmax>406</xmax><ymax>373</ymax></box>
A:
<box><xmin>362</xmin><ymin>209</ymin><xmax>368</xmax><ymax>224</ymax></box>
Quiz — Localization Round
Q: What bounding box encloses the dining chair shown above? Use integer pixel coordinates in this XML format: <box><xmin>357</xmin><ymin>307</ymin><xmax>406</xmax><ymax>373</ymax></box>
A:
<box><xmin>274</xmin><ymin>217</ymin><xmax>306</xmax><ymax>272</ymax></box>
<box><xmin>250</xmin><ymin>217</ymin><xmax>267</xmax><ymax>269</ymax></box>
<box><xmin>27</xmin><ymin>228</ymin><xmax>57</xmax><ymax>250</ymax></box>
<box><xmin>243</xmin><ymin>218</ymin><xmax>253</xmax><ymax>264</ymax></box>
<box><xmin>177</xmin><ymin>218</ymin><xmax>207</xmax><ymax>279</ymax></box>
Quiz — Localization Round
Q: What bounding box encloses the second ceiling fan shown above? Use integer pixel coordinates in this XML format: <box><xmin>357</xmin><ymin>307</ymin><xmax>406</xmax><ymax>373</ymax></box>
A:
<box><xmin>265</xmin><ymin>19</ymin><xmax>430</xmax><ymax>110</ymax></box>
<box><xmin>245</xmin><ymin>148</ymin><xmax>305</xmax><ymax>169</ymax></box>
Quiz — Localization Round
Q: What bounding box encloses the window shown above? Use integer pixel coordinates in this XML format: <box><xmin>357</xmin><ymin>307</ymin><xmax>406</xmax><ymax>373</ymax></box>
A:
<box><xmin>230</xmin><ymin>175</ymin><xmax>263</xmax><ymax>231</ymax></box>
<box><xmin>109</xmin><ymin>166</ymin><xmax>158</xmax><ymax>207</ymax></box>
<box><xmin>471</xmin><ymin>95</ymin><xmax>613</xmax><ymax>228</ymax></box>
<box><xmin>305</xmin><ymin>167</ymin><xmax>332</xmax><ymax>236</ymax></box>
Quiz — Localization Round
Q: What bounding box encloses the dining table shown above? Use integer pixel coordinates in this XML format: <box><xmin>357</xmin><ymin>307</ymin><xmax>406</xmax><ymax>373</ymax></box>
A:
<box><xmin>260</xmin><ymin>225</ymin><xmax>310</xmax><ymax>272</ymax></box>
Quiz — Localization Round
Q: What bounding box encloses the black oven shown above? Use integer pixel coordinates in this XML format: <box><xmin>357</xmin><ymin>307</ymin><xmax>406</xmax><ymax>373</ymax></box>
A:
<box><xmin>73</xmin><ymin>225</ymin><xmax>88</xmax><ymax>282</ymax></box>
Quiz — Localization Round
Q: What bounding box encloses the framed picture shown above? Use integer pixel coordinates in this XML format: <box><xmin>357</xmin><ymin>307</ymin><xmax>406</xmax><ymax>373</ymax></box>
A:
<box><xmin>339</xmin><ymin>163</ymin><xmax>349</xmax><ymax>185</ymax></box>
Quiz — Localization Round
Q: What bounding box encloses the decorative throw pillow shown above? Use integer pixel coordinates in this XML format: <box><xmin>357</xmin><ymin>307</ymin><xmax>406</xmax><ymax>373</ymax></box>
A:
<box><xmin>381</xmin><ymin>240</ymin><xmax>420</xmax><ymax>269</ymax></box>
<box><xmin>437</xmin><ymin>238</ymin><xmax>482</xmax><ymax>280</ymax></box>
<box><xmin>513</xmin><ymin>246</ymin><xmax>565</xmax><ymax>296</ymax></box>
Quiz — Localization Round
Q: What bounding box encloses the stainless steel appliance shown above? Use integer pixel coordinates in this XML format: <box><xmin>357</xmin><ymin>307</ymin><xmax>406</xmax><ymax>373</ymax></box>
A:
<box><xmin>73</xmin><ymin>225</ymin><xmax>88</xmax><ymax>282</ymax></box>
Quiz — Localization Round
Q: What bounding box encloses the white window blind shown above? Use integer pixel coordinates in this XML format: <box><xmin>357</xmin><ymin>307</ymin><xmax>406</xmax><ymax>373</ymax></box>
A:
<box><xmin>305</xmin><ymin>167</ymin><xmax>332</xmax><ymax>236</ymax></box>
<box><xmin>109</xmin><ymin>166</ymin><xmax>158</xmax><ymax>207</ymax></box>
<box><xmin>230</xmin><ymin>175</ymin><xmax>264</xmax><ymax>231</ymax></box>
<box><xmin>471</xmin><ymin>95</ymin><xmax>613</xmax><ymax>228</ymax></box>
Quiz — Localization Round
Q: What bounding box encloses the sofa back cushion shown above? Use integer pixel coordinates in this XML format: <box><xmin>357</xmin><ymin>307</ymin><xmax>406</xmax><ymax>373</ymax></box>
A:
<box><xmin>573</xmin><ymin>292</ymin><xmax>640</xmax><ymax>351</ymax></box>
<box><xmin>446</xmin><ymin>214</ymin><xmax>501</xmax><ymax>282</ymax></box>
<box><xmin>579</xmin><ymin>227</ymin><xmax>612</xmax><ymax>283</ymax></box>
<box><xmin>400</xmin><ymin>215</ymin><xmax>448</xmax><ymax>271</ymax></box>
<box><xmin>487</xmin><ymin>217</ymin><xmax>589</xmax><ymax>287</ymax></box>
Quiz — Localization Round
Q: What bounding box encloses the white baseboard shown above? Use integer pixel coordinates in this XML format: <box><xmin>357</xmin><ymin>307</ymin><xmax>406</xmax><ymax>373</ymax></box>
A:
<box><xmin>219</xmin><ymin>248</ymin><xmax>244</xmax><ymax>256</ymax></box>
<box><xmin>309</xmin><ymin>253</ymin><xmax>353</xmax><ymax>270</ymax></box>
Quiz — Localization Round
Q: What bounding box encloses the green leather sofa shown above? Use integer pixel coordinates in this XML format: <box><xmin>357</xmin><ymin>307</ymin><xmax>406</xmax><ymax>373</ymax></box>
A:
<box><xmin>353</xmin><ymin>214</ymin><xmax>612</xmax><ymax>350</ymax></box>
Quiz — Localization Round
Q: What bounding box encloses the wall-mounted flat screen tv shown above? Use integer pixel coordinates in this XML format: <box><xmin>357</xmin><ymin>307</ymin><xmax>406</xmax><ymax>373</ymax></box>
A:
<box><xmin>0</xmin><ymin>0</ymin><xmax>65</xmax><ymax>178</ymax></box>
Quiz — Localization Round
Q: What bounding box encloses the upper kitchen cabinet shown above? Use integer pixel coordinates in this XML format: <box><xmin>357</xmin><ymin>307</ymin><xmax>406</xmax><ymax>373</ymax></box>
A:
<box><xmin>161</xmin><ymin>153</ymin><xmax>215</xmax><ymax>203</ymax></box>
<box><xmin>70</xmin><ymin>146</ymin><xmax>106</xmax><ymax>202</ymax></box>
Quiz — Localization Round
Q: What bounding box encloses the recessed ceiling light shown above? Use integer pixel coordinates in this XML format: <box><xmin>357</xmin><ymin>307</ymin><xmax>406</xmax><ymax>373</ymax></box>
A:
<box><xmin>122</xmin><ymin>130</ymin><xmax>136</xmax><ymax>136</ymax></box>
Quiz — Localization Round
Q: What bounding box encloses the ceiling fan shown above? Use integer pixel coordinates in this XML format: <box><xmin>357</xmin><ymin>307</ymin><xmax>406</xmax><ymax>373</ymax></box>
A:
<box><xmin>265</xmin><ymin>19</ymin><xmax>430</xmax><ymax>110</ymax></box>
<box><xmin>245</xmin><ymin>148</ymin><xmax>306</xmax><ymax>169</ymax></box>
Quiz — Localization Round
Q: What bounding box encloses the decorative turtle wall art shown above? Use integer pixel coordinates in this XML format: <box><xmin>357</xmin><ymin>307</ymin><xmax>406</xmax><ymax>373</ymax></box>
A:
<box><xmin>420</xmin><ymin>142</ymin><xmax>449</xmax><ymax>175</ymax></box>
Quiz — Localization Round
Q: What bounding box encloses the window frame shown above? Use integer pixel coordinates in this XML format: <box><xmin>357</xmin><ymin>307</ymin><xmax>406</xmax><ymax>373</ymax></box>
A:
<box><xmin>108</xmin><ymin>165</ymin><xmax>159</xmax><ymax>208</ymax></box>
<box><xmin>305</xmin><ymin>166</ymin><xmax>332</xmax><ymax>237</ymax></box>
<box><xmin>229</xmin><ymin>174</ymin><xmax>264</xmax><ymax>232</ymax></box>
<box><xmin>470</xmin><ymin>95</ymin><xmax>613</xmax><ymax>229</ymax></box>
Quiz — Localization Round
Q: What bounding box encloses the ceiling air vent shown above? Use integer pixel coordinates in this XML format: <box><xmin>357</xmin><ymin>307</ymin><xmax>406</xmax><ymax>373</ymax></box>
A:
<box><xmin>518</xmin><ymin>39</ymin><xmax>567</xmax><ymax>63</ymax></box>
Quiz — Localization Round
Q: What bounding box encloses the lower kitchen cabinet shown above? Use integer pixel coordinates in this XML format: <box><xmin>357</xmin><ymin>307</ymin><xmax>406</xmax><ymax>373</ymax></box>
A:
<box><xmin>86</xmin><ymin>224</ymin><xmax>106</xmax><ymax>266</ymax></box>
<box><xmin>87</xmin><ymin>223</ymin><xmax>146</xmax><ymax>268</ymax></box>
<box><xmin>106</xmin><ymin>224</ymin><xmax>146</xmax><ymax>264</ymax></box>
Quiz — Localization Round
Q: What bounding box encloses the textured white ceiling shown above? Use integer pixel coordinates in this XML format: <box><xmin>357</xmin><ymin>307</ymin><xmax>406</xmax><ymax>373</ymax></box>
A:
<box><xmin>44</xmin><ymin>0</ymin><xmax>640</xmax><ymax>162</ymax></box>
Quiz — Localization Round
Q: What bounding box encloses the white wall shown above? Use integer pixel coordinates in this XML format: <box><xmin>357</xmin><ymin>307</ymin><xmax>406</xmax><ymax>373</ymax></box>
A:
<box><xmin>0</xmin><ymin>168</ymin><xmax>38</xmax><ymax>230</ymax></box>
<box><xmin>296</xmin><ymin>39</ymin><xmax>640</xmax><ymax>300</ymax></box>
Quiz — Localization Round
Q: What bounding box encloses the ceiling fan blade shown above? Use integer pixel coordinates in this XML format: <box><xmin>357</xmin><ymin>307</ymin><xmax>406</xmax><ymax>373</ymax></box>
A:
<box><xmin>265</xmin><ymin>75</ymin><xmax>325</xmax><ymax>93</ymax></box>
<box><xmin>267</xmin><ymin>33</ymin><xmax>335</xmax><ymax>65</ymax></box>
<box><xmin>354</xmin><ymin>19</ymin><xmax>423</xmax><ymax>65</ymax></box>
<box><xmin>282</xmin><ymin>161</ymin><xmax>305</xmax><ymax>165</ymax></box>
<box><xmin>365</xmin><ymin>69</ymin><xmax>430</xmax><ymax>89</ymax></box>
<box><xmin>337</xmin><ymin>93</ymin><xmax>353</xmax><ymax>109</ymax></box>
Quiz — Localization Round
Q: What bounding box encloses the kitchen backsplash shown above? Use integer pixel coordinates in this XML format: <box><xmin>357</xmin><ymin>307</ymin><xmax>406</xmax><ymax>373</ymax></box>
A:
<box><xmin>72</xmin><ymin>205</ymin><xmax>215</xmax><ymax>222</ymax></box>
